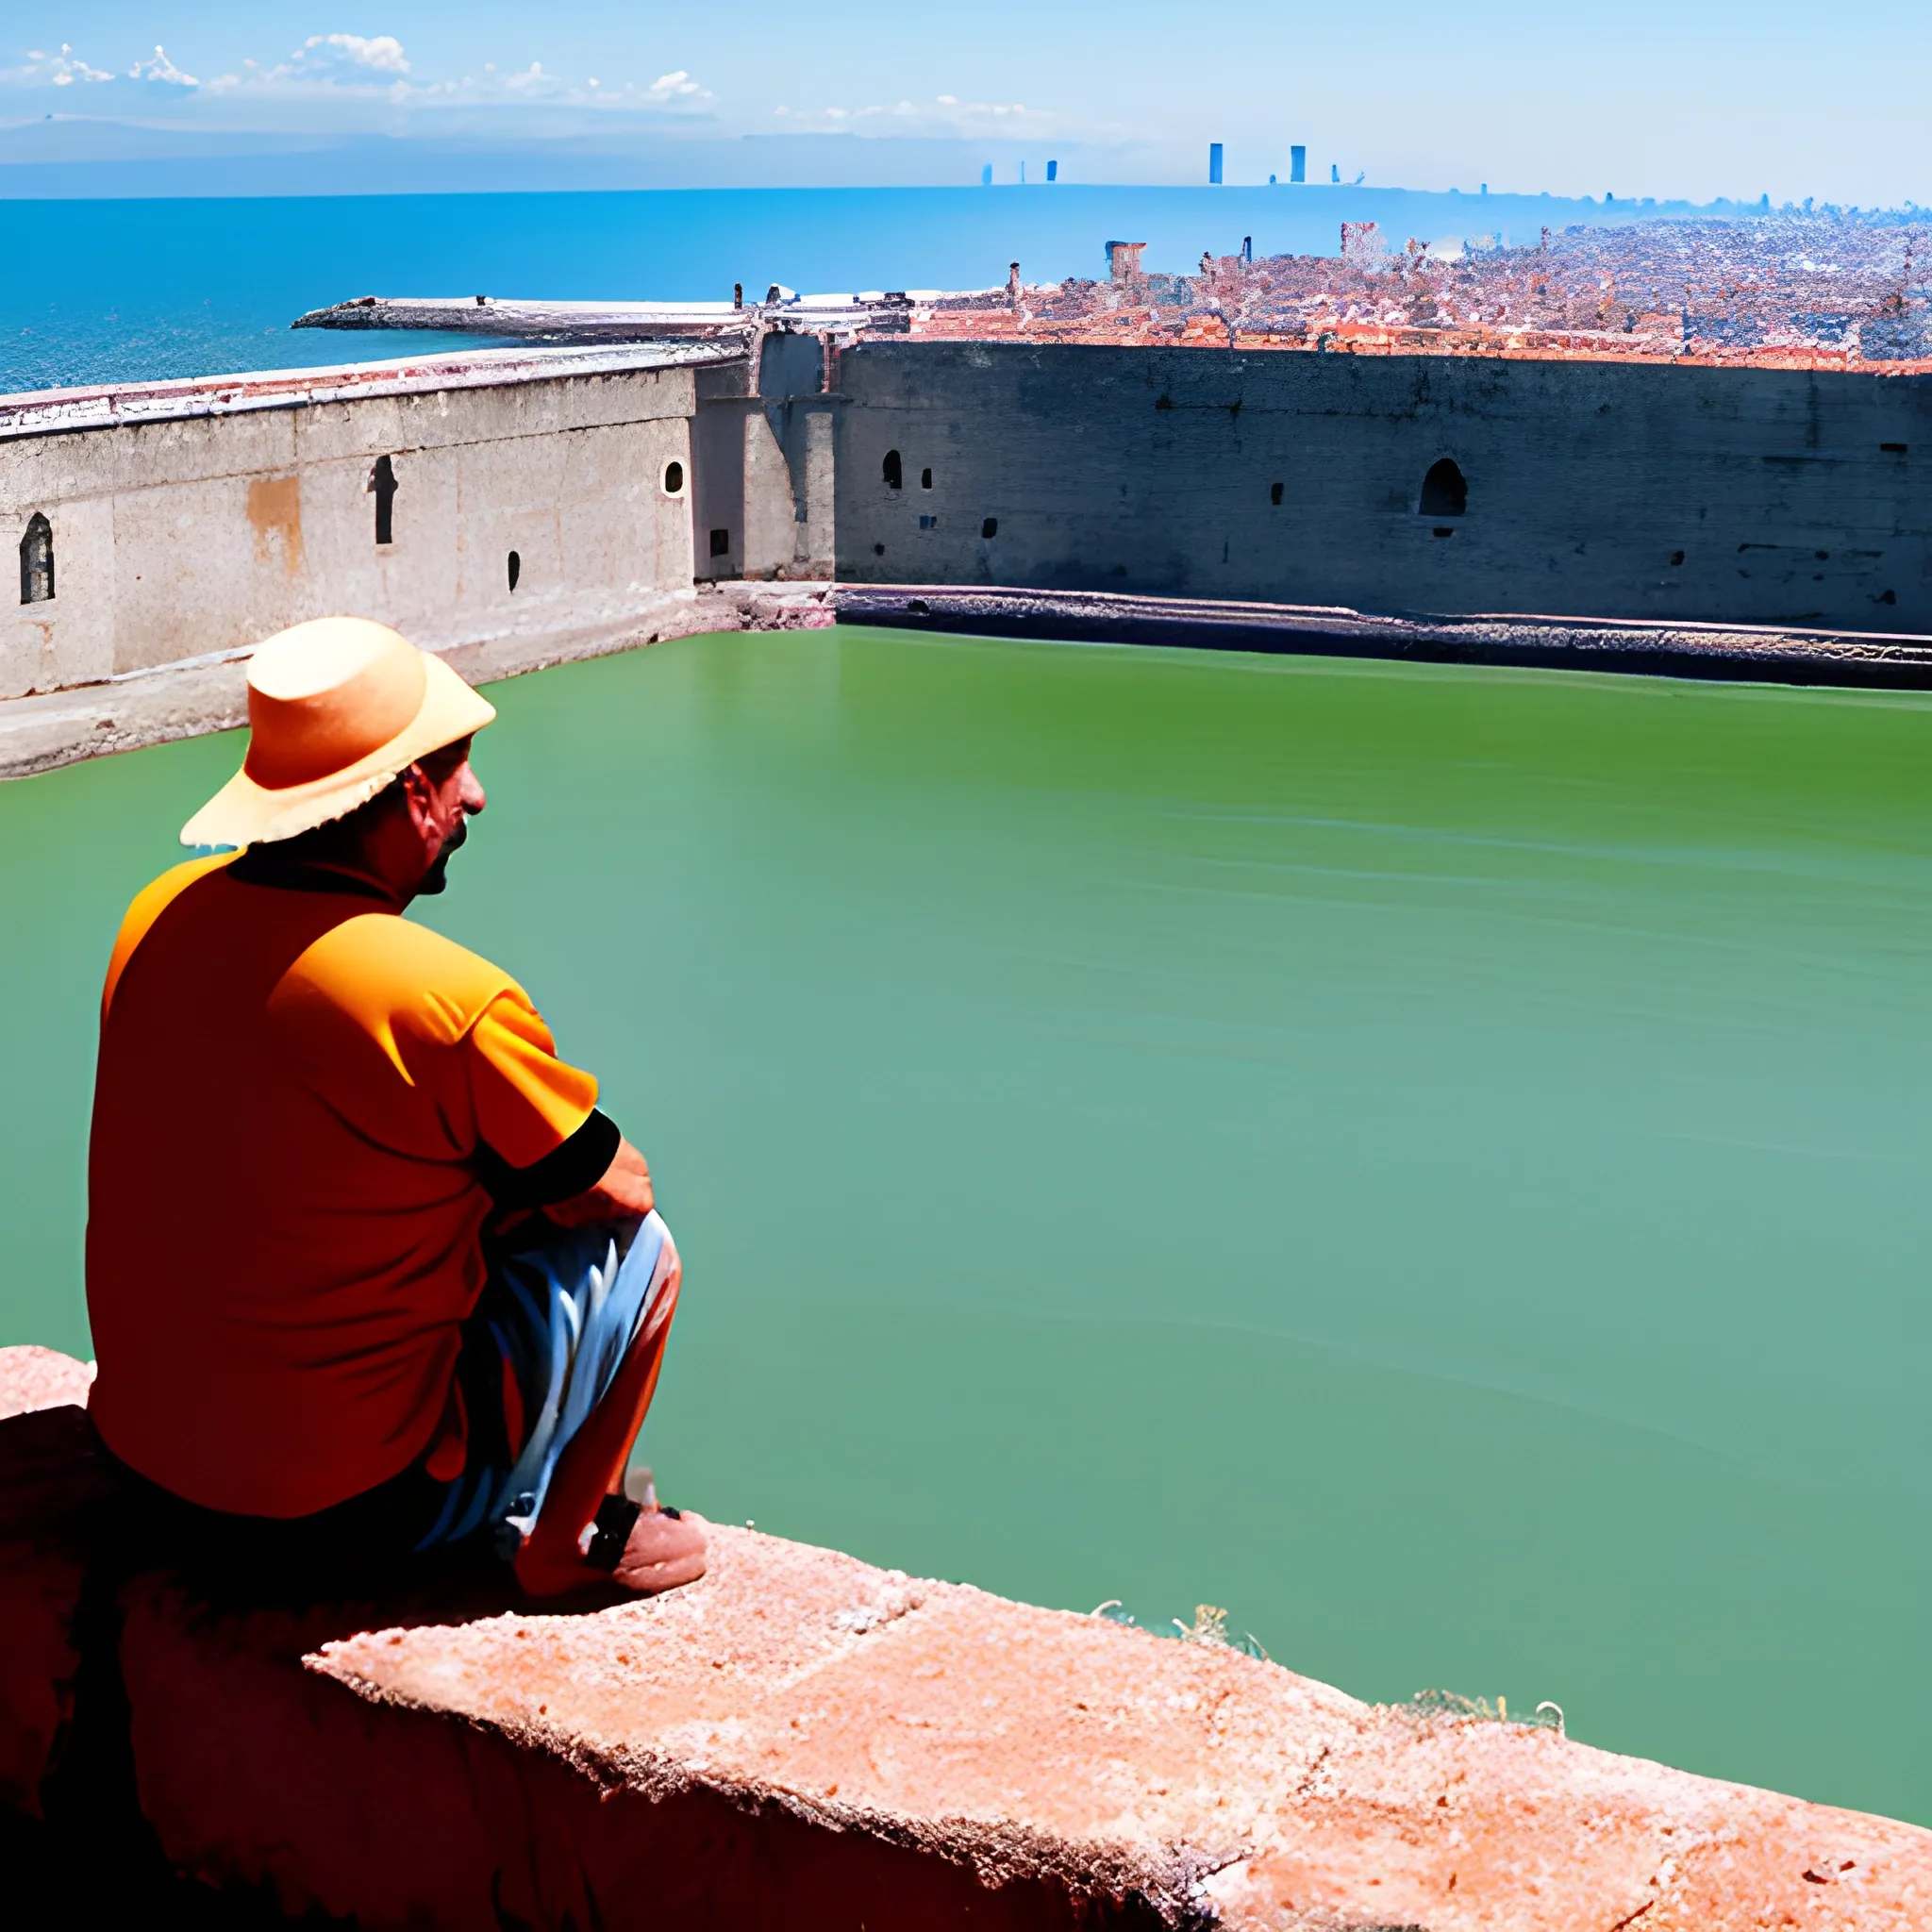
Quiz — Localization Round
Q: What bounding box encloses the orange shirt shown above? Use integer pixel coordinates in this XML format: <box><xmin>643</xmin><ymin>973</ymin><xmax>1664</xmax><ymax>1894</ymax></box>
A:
<box><xmin>86</xmin><ymin>855</ymin><xmax>599</xmax><ymax>1518</ymax></box>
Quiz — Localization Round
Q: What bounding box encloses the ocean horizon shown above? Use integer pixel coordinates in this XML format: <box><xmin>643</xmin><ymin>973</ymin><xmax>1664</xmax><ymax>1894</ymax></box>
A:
<box><xmin>2</xmin><ymin>181</ymin><xmax>1835</xmax><ymax>394</ymax></box>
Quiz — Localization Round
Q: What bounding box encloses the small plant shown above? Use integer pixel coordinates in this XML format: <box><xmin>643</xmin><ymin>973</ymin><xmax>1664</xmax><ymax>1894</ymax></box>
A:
<box><xmin>1091</xmin><ymin>1598</ymin><xmax>1269</xmax><ymax>1659</ymax></box>
<box><xmin>1174</xmin><ymin>1604</ymin><xmax>1230</xmax><ymax>1646</ymax></box>
<box><xmin>1407</xmin><ymin>1689</ymin><xmax>1564</xmax><ymax>1733</ymax></box>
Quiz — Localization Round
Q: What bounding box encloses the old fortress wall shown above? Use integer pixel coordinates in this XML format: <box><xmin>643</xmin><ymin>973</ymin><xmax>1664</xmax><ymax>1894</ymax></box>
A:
<box><xmin>0</xmin><ymin>347</ymin><xmax>708</xmax><ymax>711</ymax></box>
<box><xmin>832</xmin><ymin>342</ymin><xmax>1932</xmax><ymax>632</ymax></box>
<box><xmin>4</xmin><ymin>266</ymin><xmax>1930</xmax><ymax>776</ymax></box>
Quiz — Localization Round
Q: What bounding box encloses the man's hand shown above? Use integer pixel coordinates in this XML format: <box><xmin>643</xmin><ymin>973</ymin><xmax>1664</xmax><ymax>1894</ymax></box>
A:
<box><xmin>545</xmin><ymin>1136</ymin><xmax>655</xmax><ymax>1228</ymax></box>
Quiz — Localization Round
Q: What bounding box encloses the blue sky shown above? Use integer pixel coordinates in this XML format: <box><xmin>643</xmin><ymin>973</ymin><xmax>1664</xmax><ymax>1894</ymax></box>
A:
<box><xmin>4</xmin><ymin>3</ymin><xmax>1929</xmax><ymax>204</ymax></box>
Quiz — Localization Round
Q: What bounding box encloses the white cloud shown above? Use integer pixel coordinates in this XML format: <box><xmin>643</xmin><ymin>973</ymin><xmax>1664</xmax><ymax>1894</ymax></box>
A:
<box><xmin>129</xmin><ymin>44</ymin><xmax>198</xmax><ymax>88</ymax></box>
<box><xmin>206</xmin><ymin>33</ymin><xmax>411</xmax><ymax>93</ymax></box>
<box><xmin>3</xmin><ymin>31</ymin><xmax>716</xmax><ymax>125</ymax></box>
<box><xmin>1</xmin><ymin>43</ymin><xmax>114</xmax><ymax>88</ymax></box>
<box><xmin>778</xmin><ymin>92</ymin><xmax>1032</xmax><ymax>133</ymax></box>
<box><xmin>288</xmin><ymin>34</ymin><xmax>410</xmax><ymax>78</ymax></box>
<box><xmin>502</xmin><ymin>60</ymin><xmax>567</xmax><ymax>97</ymax></box>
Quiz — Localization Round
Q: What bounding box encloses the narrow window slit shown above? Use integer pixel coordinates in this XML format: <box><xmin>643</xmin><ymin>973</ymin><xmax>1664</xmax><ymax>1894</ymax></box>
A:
<box><xmin>882</xmin><ymin>450</ymin><xmax>903</xmax><ymax>490</ymax></box>
<box><xmin>19</xmin><ymin>512</ymin><xmax>54</xmax><ymax>604</ymax></box>
<box><xmin>371</xmin><ymin>457</ymin><xmax>397</xmax><ymax>547</ymax></box>
<box><xmin>507</xmin><ymin>551</ymin><xmax>521</xmax><ymax>592</ymax></box>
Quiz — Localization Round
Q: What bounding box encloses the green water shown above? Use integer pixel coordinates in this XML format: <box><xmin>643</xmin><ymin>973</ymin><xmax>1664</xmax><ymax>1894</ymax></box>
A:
<box><xmin>4</xmin><ymin>628</ymin><xmax>1929</xmax><ymax>1823</ymax></box>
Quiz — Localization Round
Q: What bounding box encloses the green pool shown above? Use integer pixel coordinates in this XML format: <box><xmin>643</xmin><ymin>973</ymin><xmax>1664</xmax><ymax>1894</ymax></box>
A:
<box><xmin>4</xmin><ymin>627</ymin><xmax>1928</xmax><ymax>1823</ymax></box>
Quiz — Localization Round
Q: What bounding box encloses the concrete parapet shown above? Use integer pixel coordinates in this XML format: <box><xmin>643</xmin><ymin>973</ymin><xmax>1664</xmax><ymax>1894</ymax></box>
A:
<box><xmin>5</xmin><ymin>1345</ymin><xmax>1928</xmax><ymax>1928</ymax></box>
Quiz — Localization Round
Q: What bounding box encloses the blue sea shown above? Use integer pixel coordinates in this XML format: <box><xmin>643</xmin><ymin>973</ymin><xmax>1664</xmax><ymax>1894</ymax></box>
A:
<box><xmin>6</xmin><ymin>183</ymin><xmax>1727</xmax><ymax>393</ymax></box>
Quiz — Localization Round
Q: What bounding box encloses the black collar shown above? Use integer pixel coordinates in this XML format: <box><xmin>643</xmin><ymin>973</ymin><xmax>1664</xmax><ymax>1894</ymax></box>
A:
<box><xmin>226</xmin><ymin>848</ymin><xmax>397</xmax><ymax>904</ymax></box>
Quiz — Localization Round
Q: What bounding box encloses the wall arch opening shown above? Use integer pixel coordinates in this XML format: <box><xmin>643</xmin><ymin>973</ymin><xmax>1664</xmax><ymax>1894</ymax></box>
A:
<box><xmin>882</xmin><ymin>449</ymin><xmax>903</xmax><ymax>491</ymax></box>
<box><xmin>1419</xmin><ymin>458</ymin><xmax>1467</xmax><ymax>518</ymax></box>
<box><xmin>19</xmin><ymin>512</ymin><xmax>53</xmax><ymax>604</ymax></box>
<box><xmin>663</xmin><ymin>459</ymin><xmax>685</xmax><ymax>495</ymax></box>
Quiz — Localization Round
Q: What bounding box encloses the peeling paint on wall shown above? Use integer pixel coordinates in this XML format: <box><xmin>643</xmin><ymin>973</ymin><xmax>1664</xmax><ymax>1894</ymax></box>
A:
<box><xmin>244</xmin><ymin>475</ymin><xmax>304</xmax><ymax>578</ymax></box>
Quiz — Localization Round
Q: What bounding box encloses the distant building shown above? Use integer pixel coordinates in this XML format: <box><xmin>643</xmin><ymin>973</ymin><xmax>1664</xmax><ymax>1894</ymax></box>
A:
<box><xmin>1208</xmin><ymin>143</ymin><xmax>1224</xmax><ymax>186</ymax></box>
<box><xmin>1291</xmin><ymin>146</ymin><xmax>1307</xmax><ymax>184</ymax></box>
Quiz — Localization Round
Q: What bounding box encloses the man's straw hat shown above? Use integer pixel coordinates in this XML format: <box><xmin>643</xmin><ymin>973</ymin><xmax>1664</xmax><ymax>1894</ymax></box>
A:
<box><xmin>181</xmin><ymin>617</ymin><xmax>496</xmax><ymax>848</ymax></box>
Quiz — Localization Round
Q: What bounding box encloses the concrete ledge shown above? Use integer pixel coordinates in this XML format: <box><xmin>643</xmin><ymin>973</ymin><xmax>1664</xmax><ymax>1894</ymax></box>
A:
<box><xmin>5</xmin><ymin>1347</ymin><xmax>1928</xmax><ymax>1928</ymax></box>
<box><xmin>834</xmin><ymin>584</ymin><xmax>1932</xmax><ymax>688</ymax></box>
<box><xmin>0</xmin><ymin>586</ymin><xmax>833</xmax><ymax>783</ymax></box>
<box><xmin>0</xmin><ymin>341</ymin><xmax>747</xmax><ymax>442</ymax></box>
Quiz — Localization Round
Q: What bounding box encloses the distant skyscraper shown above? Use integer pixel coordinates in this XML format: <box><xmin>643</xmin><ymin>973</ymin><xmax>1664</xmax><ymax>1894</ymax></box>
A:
<box><xmin>981</xmin><ymin>164</ymin><xmax>993</xmax><ymax>188</ymax></box>
<box><xmin>1291</xmin><ymin>145</ymin><xmax>1307</xmax><ymax>184</ymax></box>
<box><xmin>1208</xmin><ymin>143</ymin><xmax>1224</xmax><ymax>186</ymax></box>
<box><xmin>1046</xmin><ymin>159</ymin><xmax>1058</xmax><ymax>183</ymax></box>
<box><xmin>1331</xmin><ymin>163</ymin><xmax>1341</xmax><ymax>184</ymax></box>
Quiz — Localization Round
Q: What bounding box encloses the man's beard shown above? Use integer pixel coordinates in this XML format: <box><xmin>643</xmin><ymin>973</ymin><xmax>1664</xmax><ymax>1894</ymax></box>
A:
<box><xmin>418</xmin><ymin>809</ymin><xmax>471</xmax><ymax>895</ymax></box>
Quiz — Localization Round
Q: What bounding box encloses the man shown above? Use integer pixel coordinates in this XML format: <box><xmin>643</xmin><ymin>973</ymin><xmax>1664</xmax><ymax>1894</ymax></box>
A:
<box><xmin>86</xmin><ymin>616</ymin><xmax>706</xmax><ymax>1599</ymax></box>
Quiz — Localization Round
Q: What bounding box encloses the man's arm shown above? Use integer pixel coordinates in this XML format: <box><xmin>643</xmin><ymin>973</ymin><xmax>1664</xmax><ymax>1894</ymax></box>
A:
<box><xmin>543</xmin><ymin>1136</ymin><xmax>655</xmax><ymax>1227</ymax></box>
<box><xmin>460</xmin><ymin>992</ymin><xmax>653</xmax><ymax>1227</ymax></box>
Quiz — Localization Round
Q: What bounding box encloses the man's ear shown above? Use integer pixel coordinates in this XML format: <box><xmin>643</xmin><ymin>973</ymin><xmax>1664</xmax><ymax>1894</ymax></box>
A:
<box><xmin>396</xmin><ymin>762</ymin><xmax>438</xmax><ymax>838</ymax></box>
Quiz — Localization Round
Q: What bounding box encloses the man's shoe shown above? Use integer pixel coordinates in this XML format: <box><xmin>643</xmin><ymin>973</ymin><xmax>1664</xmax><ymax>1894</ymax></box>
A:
<box><xmin>611</xmin><ymin>1506</ymin><xmax>708</xmax><ymax>1594</ymax></box>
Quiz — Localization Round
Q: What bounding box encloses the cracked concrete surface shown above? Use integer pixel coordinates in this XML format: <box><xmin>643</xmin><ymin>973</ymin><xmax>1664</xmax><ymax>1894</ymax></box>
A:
<box><xmin>304</xmin><ymin>1522</ymin><xmax>1932</xmax><ymax>1928</ymax></box>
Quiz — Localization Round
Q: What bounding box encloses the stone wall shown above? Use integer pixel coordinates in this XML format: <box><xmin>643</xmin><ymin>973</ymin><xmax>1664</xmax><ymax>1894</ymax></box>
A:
<box><xmin>5</xmin><ymin>1346</ymin><xmax>1930</xmax><ymax>1930</ymax></box>
<box><xmin>831</xmin><ymin>341</ymin><xmax>1932</xmax><ymax>634</ymax></box>
<box><xmin>9</xmin><ymin>333</ymin><xmax>1932</xmax><ymax>780</ymax></box>
<box><xmin>0</xmin><ymin>348</ymin><xmax>716</xmax><ymax>704</ymax></box>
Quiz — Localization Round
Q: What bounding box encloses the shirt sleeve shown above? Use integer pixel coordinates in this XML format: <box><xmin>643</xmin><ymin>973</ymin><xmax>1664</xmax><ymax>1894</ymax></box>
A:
<box><xmin>462</xmin><ymin>990</ymin><xmax>600</xmax><ymax>1172</ymax></box>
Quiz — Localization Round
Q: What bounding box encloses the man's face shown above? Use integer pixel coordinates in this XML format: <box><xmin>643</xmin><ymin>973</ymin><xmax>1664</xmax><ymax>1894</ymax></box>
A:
<box><xmin>410</xmin><ymin>740</ymin><xmax>487</xmax><ymax>895</ymax></box>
